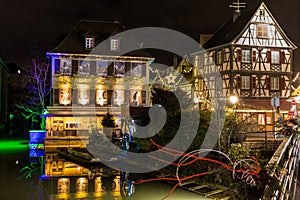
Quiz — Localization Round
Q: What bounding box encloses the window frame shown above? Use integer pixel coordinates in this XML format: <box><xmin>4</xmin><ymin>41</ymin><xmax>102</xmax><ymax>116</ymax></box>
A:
<box><xmin>271</xmin><ymin>51</ymin><xmax>280</xmax><ymax>65</ymax></box>
<box><xmin>257</xmin><ymin>24</ymin><xmax>269</xmax><ymax>38</ymax></box>
<box><xmin>241</xmin><ymin>76</ymin><xmax>251</xmax><ymax>90</ymax></box>
<box><xmin>270</xmin><ymin>77</ymin><xmax>280</xmax><ymax>90</ymax></box>
<box><xmin>85</xmin><ymin>37</ymin><xmax>94</xmax><ymax>49</ymax></box>
<box><xmin>241</xmin><ymin>49</ymin><xmax>251</xmax><ymax>63</ymax></box>
<box><xmin>110</xmin><ymin>38</ymin><xmax>119</xmax><ymax>51</ymax></box>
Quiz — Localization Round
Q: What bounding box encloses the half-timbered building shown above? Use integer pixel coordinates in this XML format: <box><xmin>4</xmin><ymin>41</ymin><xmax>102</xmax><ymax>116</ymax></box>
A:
<box><xmin>192</xmin><ymin>2</ymin><xmax>297</xmax><ymax>131</ymax></box>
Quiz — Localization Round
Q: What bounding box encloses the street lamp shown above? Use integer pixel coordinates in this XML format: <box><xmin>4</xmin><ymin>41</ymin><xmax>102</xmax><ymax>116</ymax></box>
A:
<box><xmin>229</xmin><ymin>95</ymin><xmax>238</xmax><ymax>105</ymax></box>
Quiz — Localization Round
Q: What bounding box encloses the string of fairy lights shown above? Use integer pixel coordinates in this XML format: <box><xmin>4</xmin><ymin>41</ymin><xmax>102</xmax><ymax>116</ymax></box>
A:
<box><xmin>149</xmin><ymin>66</ymin><xmax>184</xmax><ymax>91</ymax></box>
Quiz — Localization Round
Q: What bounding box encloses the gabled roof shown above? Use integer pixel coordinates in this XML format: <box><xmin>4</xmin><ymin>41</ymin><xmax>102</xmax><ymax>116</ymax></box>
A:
<box><xmin>49</xmin><ymin>20</ymin><xmax>152</xmax><ymax>58</ymax></box>
<box><xmin>203</xmin><ymin>2</ymin><xmax>296</xmax><ymax>50</ymax></box>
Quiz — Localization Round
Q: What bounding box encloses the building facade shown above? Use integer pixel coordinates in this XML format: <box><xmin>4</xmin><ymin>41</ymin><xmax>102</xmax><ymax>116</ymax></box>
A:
<box><xmin>192</xmin><ymin>2</ymin><xmax>297</xmax><ymax>132</ymax></box>
<box><xmin>45</xmin><ymin>20</ymin><xmax>153</xmax><ymax>147</ymax></box>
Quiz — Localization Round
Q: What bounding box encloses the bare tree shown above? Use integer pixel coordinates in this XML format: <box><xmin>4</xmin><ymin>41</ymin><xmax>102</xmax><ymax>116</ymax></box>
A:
<box><xmin>17</xmin><ymin>58</ymin><xmax>50</xmax><ymax>129</ymax></box>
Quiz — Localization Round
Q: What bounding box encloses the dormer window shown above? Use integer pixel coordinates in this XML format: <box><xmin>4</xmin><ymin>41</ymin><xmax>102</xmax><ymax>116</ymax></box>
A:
<box><xmin>85</xmin><ymin>37</ymin><xmax>94</xmax><ymax>49</ymax></box>
<box><xmin>84</xmin><ymin>31</ymin><xmax>96</xmax><ymax>49</ymax></box>
<box><xmin>110</xmin><ymin>39</ymin><xmax>119</xmax><ymax>51</ymax></box>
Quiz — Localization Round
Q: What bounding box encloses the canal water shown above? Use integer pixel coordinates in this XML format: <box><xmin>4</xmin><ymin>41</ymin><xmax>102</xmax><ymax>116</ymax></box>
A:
<box><xmin>0</xmin><ymin>138</ymin><xmax>210</xmax><ymax>200</ymax></box>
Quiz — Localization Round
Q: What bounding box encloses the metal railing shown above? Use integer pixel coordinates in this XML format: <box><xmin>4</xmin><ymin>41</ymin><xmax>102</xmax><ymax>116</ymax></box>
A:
<box><xmin>261</xmin><ymin>134</ymin><xmax>300</xmax><ymax>200</ymax></box>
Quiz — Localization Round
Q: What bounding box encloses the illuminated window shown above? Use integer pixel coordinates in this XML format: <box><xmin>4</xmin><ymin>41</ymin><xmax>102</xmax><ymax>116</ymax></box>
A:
<box><xmin>58</xmin><ymin>178</ymin><xmax>70</xmax><ymax>194</ymax></box>
<box><xmin>60</xmin><ymin>59</ymin><xmax>72</xmax><ymax>75</ymax></box>
<box><xmin>78</xmin><ymin>61</ymin><xmax>90</xmax><ymax>76</ymax></box>
<box><xmin>76</xmin><ymin>178</ymin><xmax>88</xmax><ymax>193</ymax></box>
<box><xmin>96</xmin><ymin>89</ymin><xmax>106</xmax><ymax>106</ymax></box>
<box><xmin>270</xmin><ymin>77</ymin><xmax>279</xmax><ymax>90</ymax></box>
<box><xmin>258</xmin><ymin>114</ymin><xmax>266</xmax><ymax>125</ymax></box>
<box><xmin>257</xmin><ymin>24</ymin><xmax>268</xmax><ymax>38</ymax></box>
<box><xmin>85</xmin><ymin>37</ymin><xmax>94</xmax><ymax>49</ymax></box>
<box><xmin>241</xmin><ymin>76</ymin><xmax>250</xmax><ymax>89</ymax></box>
<box><xmin>242</xmin><ymin>49</ymin><xmax>251</xmax><ymax>63</ymax></box>
<box><xmin>96</xmin><ymin>61</ymin><xmax>108</xmax><ymax>76</ymax></box>
<box><xmin>59</xmin><ymin>88</ymin><xmax>72</xmax><ymax>105</ymax></box>
<box><xmin>110</xmin><ymin>39</ymin><xmax>119</xmax><ymax>51</ymax></box>
<box><xmin>77</xmin><ymin>87</ymin><xmax>90</xmax><ymax>105</ymax></box>
<box><xmin>271</xmin><ymin>51</ymin><xmax>280</xmax><ymax>64</ymax></box>
<box><xmin>131</xmin><ymin>63</ymin><xmax>142</xmax><ymax>77</ymax></box>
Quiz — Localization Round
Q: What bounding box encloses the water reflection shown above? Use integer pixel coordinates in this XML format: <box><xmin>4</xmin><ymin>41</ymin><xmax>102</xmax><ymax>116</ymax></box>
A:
<box><xmin>41</xmin><ymin>148</ymin><xmax>122</xmax><ymax>199</ymax></box>
<box><xmin>26</xmin><ymin>147</ymin><xmax>210</xmax><ymax>200</ymax></box>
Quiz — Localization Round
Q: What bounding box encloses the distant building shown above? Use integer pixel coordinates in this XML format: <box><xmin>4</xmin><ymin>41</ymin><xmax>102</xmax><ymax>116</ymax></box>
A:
<box><xmin>6</xmin><ymin>63</ymin><xmax>27</xmax><ymax>137</ymax></box>
<box><xmin>0</xmin><ymin>58</ymin><xmax>9</xmax><ymax>136</ymax></box>
<box><xmin>192</xmin><ymin>2</ymin><xmax>297</xmax><ymax>132</ymax></box>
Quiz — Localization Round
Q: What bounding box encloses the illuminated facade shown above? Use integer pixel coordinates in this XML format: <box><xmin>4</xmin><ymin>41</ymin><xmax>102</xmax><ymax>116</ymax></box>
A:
<box><xmin>45</xmin><ymin>20</ymin><xmax>153</xmax><ymax>148</ymax></box>
<box><xmin>191</xmin><ymin>2</ymin><xmax>297</xmax><ymax>132</ymax></box>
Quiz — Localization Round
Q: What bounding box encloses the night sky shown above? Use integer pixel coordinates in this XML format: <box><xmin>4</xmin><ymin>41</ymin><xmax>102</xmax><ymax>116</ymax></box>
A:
<box><xmin>1</xmin><ymin>0</ymin><xmax>299</xmax><ymax>69</ymax></box>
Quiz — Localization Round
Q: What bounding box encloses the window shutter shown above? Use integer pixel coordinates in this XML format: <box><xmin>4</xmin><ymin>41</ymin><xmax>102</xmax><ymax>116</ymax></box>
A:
<box><xmin>252</xmin><ymin>76</ymin><xmax>256</xmax><ymax>89</ymax></box>
<box><xmin>141</xmin><ymin>63</ymin><xmax>146</xmax><ymax>77</ymax></box>
<box><xmin>54</xmin><ymin>59</ymin><xmax>60</xmax><ymax>74</ymax></box>
<box><xmin>72</xmin><ymin>60</ymin><xmax>78</xmax><ymax>75</ymax></box>
<box><xmin>237</xmin><ymin>49</ymin><xmax>242</xmax><ymax>62</ymax></box>
<box><xmin>266</xmin><ymin>77</ymin><xmax>270</xmax><ymax>90</ymax></box>
<box><xmin>252</xmin><ymin>51</ymin><xmax>256</xmax><ymax>63</ymax></box>
<box><xmin>107</xmin><ymin>62</ymin><xmax>114</xmax><ymax>76</ymax></box>
<box><xmin>141</xmin><ymin>91</ymin><xmax>147</xmax><ymax>104</ymax></box>
<box><xmin>281</xmin><ymin>77</ymin><xmax>285</xmax><ymax>90</ymax></box>
<box><xmin>280</xmin><ymin>51</ymin><xmax>285</xmax><ymax>64</ymax></box>
<box><xmin>90</xmin><ymin>89</ymin><xmax>96</xmax><ymax>105</ymax></box>
<box><xmin>266</xmin><ymin>51</ymin><xmax>271</xmax><ymax>63</ymax></box>
<box><xmin>72</xmin><ymin>89</ymin><xmax>77</xmax><ymax>105</ymax></box>
<box><xmin>125</xmin><ymin>62</ymin><xmax>131</xmax><ymax>75</ymax></box>
<box><xmin>236</xmin><ymin>76</ymin><xmax>241</xmax><ymax>89</ymax></box>
<box><xmin>54</xmin><ymin>89</ymin><xmax>60</xmax><ymax>105</ymax></box>
<box><xmin>90</xmin><ymin>60</ymin><xmax>96</xmax><ymax>75</ymax></box>
<box><xmin>107</xmin><ymin>90</ymin><xmax>113</xmax><ymax>105</ymax></box>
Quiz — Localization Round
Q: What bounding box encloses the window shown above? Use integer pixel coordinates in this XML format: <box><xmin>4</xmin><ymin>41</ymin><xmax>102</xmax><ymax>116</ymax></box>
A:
<box><xmin>78</xmin><ymin>61</ymin><xmax>90</xmax><ymax>76</ymax></box>
<box><xmin>60</xmin><ymin>59</ymin><xmax>72</xmax><ymax>75</ymax></box>
<box><xmin>242</xmin><ymin>49</ymin><xmax>251</xmax><ymax>63</ymax></box>
<box><xmin>110</xmin><ymin>39</ymin><xmax>119</xmax><ymax>51</ymax></box>
<box><xmin>96</xmin><ymin>61</ymin><xmax>108</xmax><ymax>76</ymax></box>
<box><xmin>270</xmin><ymin>77</ymin><xmax>279</xmax><ymax>90</ymax></box>
<box><xmin>77</xmin><ymin>87</ymin><xmax>90</xmax><ymax>106</ymax></box>
<box><xmin>131</xmin><ymin>63</ymin><xmax>142</xmax><ymax>77</ymax></box>
<box><xmin>114</xmin><ymin>62</ymin><xmax>125</xmax><ymax>77</ymax></box>
<box><xmin>257</xmin><ymin>24</ymin><xmax>268</xmax><ymax>38</ymax></box>
<box><xmin>241</xmin><ymin>76</ymin><xmax>250</xmax><ymax>89</ymax></box>
<box><xmin>85</xmin><ymin>37</ymin><xmax>94</xmax><ymax>49</ymax></box>
<box><xmin>59</xmin><ymin>88</ymin><xmax>72</xmax><ymax>105</ymax></box>
<box><xmin>271</xmin><ymin>51</ymin><xmax>280</xmax><ymax>64</ymax></box>
<box><xmin>216</xmin><ymin>51</ymin><xmax>223</xmax><ymax>65</ymax></box>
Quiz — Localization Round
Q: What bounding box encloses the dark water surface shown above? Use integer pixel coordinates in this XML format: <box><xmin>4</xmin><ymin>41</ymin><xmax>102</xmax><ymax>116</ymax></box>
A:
<box><xmin>0</xmin><ymin>139</ymin><xmax>211</xmax><ymax>200</ymax></box>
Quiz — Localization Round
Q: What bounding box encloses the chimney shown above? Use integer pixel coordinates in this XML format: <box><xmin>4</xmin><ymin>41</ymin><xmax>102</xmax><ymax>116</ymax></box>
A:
<box><xmin>233</xmin><ymin>12</ymin><xmax>241</xmax><ymax>23</ymax></box>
